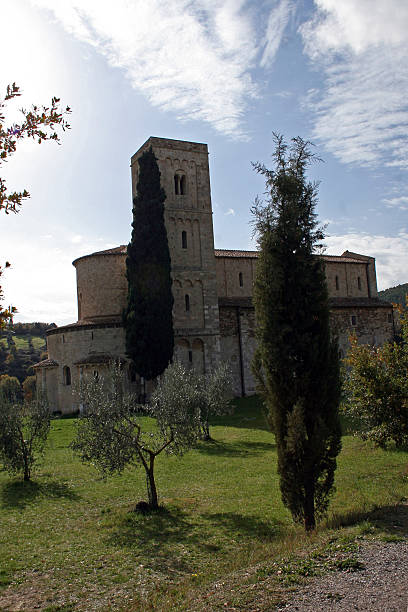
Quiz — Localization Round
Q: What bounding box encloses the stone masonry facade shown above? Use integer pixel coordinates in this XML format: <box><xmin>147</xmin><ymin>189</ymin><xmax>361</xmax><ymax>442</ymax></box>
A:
<box><xmin>35</xmin><ymin>137</ymin><xmax>394</xmax><ymax>412</ymax></box>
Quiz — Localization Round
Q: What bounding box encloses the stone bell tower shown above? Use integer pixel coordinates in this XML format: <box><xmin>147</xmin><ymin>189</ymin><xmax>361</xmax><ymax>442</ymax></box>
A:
<box><xmin>130</xmin><ymin>137</ymin><xmax>221</xmax><ymax>373</ymax></box>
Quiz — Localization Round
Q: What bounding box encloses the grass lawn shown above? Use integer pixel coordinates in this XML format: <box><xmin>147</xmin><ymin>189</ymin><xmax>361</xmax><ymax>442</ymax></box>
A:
<box><xmin>0</xmin><ymin>335</ymin><xmax>46</xmax><ymax>350</ymax></box>
<box><xmin>0</xmin><ymin>396</ymin><xmax>407</xmax><ymax>611</ymax></box>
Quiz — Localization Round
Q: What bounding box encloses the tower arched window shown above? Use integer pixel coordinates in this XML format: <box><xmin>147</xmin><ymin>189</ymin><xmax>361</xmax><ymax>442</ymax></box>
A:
<box><xmin>357</xmin><ymin>276</ymin><xmax>362</xmax><ymax>290</ymax></box>
<box><xmin>335</xmin><ymin>275</ymin><xmax>339</xmax><ymax>290</ymax></box>
<box><xmin>63</xmin><ymin>366</ymin><xmax>71</xmax><ymax>386</ymax></box>
<box><xmin>239</xmin><ymin>272</ymin><xmax>243</xmax><ymax>287</ymax></box>
<box><xmin>174</xmin><ymin>173</ymin><xmax>187</xmax><ymax>195</ymax></box>
<box><xmin>185</xmin><ymin>294</ymin><xmax>190</xmax><ymax>312</ymax></box>
<box><xmin>182</xmin><ymin>230</ymin><xmax>187</xmax><ymax>249</ymax></box>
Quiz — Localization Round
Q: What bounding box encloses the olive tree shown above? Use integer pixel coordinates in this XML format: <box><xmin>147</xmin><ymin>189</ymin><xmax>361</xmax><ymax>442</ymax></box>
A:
<box><xmin>0</xmin><ymin>393</ymin><xmax>50</xmax><ymax>481</ymax></box>
<box><xmin>198</xmin><ymin>362</ymin><xmax>234</xmax><ymax>440</ymax></box>
<box><xmin>71</xmin><ymin>362</ymin><xmax>202</xmax><ymax>509</ymax></box>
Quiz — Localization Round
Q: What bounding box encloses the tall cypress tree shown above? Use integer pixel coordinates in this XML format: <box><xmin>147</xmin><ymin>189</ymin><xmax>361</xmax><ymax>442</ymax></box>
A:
<box><xmin>252</xmin><ymin>134</ymin><xmax>341</xmax><ymax>531</ymax></box>
<box><xmin>123</xmin><ymin>147</ymin><xmax>174</xmax><ymax>380</ymax></box>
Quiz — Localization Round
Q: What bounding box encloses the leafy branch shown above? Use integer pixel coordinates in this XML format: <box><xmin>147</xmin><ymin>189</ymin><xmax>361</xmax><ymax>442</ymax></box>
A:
<box><xmin>0</xmin><ymin>82</ymin><xmax>71</xmax><ymax>214</ymax></box>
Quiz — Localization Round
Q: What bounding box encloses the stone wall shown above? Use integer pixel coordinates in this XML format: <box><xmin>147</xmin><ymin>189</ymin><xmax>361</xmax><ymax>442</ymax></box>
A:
<box><xmin>36</xmin><ymin>322</ymin><xmax>126</xmax><ymax>414</ymax></box>
<box><xmin>215</xmin><ymin>252</ymin><xmax>257</xmax><ymax>298</ymax></box>
<box><xmin>218</xmin><ymin>299</ymin><xmax>257</xmax><ymax>396</ymax></box>
<box><xmin>218</xmin><ymin>296</ymin><xmax>394</xmax><ymax>396</ymax></box>
<box><xmin>74</xmin><ymin>252</ymin><xmax>127</xmax><ymax>321</ymax></box>
<box><xmin>131</xmin><ymin>137</ymin><xmax>221</xmax><ymax>371</ymax></box>
<box><xmin>215</xmin><ymin>251</ymin><xmax>378</xmax><ymax>301</ymax></box>
<box><xmin>330</xmin><ymin>301</ymin><xmax>394</xmax><ymax>357</ymax></box>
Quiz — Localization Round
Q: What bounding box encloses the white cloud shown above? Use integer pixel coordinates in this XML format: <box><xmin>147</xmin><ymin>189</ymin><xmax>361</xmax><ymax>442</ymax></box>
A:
<box><xmin>382</xmin><ymin>196</ymin><xmax>408</xmax><ymax>210</ymax></box>
<box><xmin>225</xmin><ymin>208</ymin><xmax>235</xmax><ymax>216</ymax></box>
<box><xmin>302</xmin><ymin>0</ymin><xmax>408</xmax><ymax>56</ymax></box>
<box><xmin>29</xmin><ymin>0</ymin><xmax>266</xmax><ymax>138</ymax></box>
<box><xmin>261</xmin><ymin>0</ymin><xmax>295</xmax><ymax>68</ymax></box>
<box><xmin>71</xmin><ymin>234</ymin><xmax>84</xmax><ymax>244</ymax></box>
<box><xmin>301</xmin><ymin>0</ymin><xmax>408</xmax><ymax>170</ymax></box>
<box><xmin>325</xmin><ymin>232</ymin><xmax>408</xmax><ymax>290</ymax></box>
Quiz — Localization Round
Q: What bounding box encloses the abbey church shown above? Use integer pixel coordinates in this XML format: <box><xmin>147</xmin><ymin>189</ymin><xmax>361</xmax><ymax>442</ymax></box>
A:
<box><xmin>35</xmin><ymin>137</ymin><xmax>394</xmax><ymax>414</ymax></box>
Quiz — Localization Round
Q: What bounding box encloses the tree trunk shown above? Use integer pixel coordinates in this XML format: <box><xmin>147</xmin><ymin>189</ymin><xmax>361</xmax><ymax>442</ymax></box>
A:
<box><xmin>23</xmin><ymin>457</ymin><xmax>30</xmax><ymax>481</ymax></box>
<box><xmin>146</xmin><ymin>454</ymin><xmax>159</xmax><ymax>509</ymax></box>
<box><xmin>304</xmin><ymin>478</ymin><xmax>315</xmax><ymax>531</ymax></box>
<box><xmin>201</xmin><ymin>421</ymin><xmax>211</xmax><ymax>441</ymax></box>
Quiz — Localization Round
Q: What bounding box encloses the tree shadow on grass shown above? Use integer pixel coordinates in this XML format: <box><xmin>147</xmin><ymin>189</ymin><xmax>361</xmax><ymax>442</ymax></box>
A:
<box><xmin>326</xmin><ymin>500</ymin><xmax>408</xmax><ymax>536</ymax></box>
<box><xmin>195</xmin><ymin>439</ymin><xmax>275</xmax><ymax>457</ymax></box>
<box><xmin>106</xmin><ymin>506</ymin><xmax>207</xmax><ymax>574</ymax></box>
<box><xmin>1</xmin><ymin>479</ymin><xmax>80</xmax><ymax>510</ymax></box>
<box><xmin>107</xmin><ymin>505</ymin><xmax>284</xmax><ymax>576</ymax></box>
<box><xmin>200</xmin><ymin>511</ymin><xmax>284</xmax><ymax>542</ymax></box>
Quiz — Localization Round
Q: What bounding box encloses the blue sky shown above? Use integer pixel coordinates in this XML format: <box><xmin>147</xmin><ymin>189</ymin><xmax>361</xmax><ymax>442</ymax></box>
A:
<box><xmin>1</xmin><ymin>0</ymin><xmax>407</xmax><ymax>325</ymax></box>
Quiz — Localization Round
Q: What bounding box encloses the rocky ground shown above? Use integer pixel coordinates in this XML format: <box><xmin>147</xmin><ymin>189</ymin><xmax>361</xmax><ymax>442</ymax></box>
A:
<box><xmin>278</xmin><ymin>540</ymin><xmax>408</xmax><ymax>611</ymax></box>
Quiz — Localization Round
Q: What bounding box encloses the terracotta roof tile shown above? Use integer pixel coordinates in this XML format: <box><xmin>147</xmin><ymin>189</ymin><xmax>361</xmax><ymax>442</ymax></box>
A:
<box><xmin>329</xmin><ymin>297</ymin><xmax>392</xmax><ymax>308</ymax></box>
<box><xmin>46</xmin><ymin>318</ymin><xmax>123</xmax><ymax>336</ymax></box>
<box><xmin>322</xmin><ymin>255</ymin><xmax>367</xmax><ymax>264</ymax></box>
<box><xmin>215</xmin><ymin>249</ymin><xmax>258</xmax><ymax>258</ymax></box>
<box><xmin>218</xmin><ymin>297</ymin><xmax>254</xmax><ymax>308</ymax></box>
<box><xmin>73</xmin><ymin>245</ymin><xmax>127</xmax><ymax>266</ymax></box>
<box><xmin>33</xmin><ymin>358</ymin><xmax>59</xmax><ymax>368</ymax></box>
<box><xmin>72</xmin><ymin>245</ymin><xmax>370</xmax><ymax>265</ymax></box>
<box><xmin>214</xmin><ymin>249</ymin><xmax>367</xmax><ymax>264</ymax></box>
<box><xmin>73</xmin><ymin>353</ymin><xmax>119</xmax><ymax>366</ymax></box>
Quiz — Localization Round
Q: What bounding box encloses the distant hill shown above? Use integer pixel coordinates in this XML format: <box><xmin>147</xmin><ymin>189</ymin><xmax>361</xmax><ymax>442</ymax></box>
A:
<box><xmin>0</xmin><ymin>321</ymin><xmax>56</xmax><ymax>382</ymax></box>
<box><xmin>379</xmin><ymin>283</ymin><xmax>408</xmax><ymax>308</ymax></box>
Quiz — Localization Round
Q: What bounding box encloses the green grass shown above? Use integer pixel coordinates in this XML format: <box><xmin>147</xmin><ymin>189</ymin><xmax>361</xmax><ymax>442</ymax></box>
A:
<box><xmin>0</xmin><ymin>396</ymin><xmax>407</xmax><ymax>611</ymax></box>
<box><xmin>0</xmin><ymin>335</ymin><xmax>46</xmax><ymax>350</ymax></box>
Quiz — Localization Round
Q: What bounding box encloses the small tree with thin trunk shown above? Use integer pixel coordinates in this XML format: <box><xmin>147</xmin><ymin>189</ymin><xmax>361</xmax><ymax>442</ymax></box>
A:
<box><xmin>198</xmin><ymin>362</ymin><xmax>234</xmax><ymax>440</ymax></box>
<box><xmin>71</xmin><ymin>362</ymin><xmax>202</xmax><ymax>510</ymax></box>
<box><xmin>252</xmin><ymin>133</ymin><xmax>341</xmax><ymax>531</ymax></box>
<box><xmin>0</xmin><ymin>374</ymin><xmax>21</xmax><ymax>401</ymax></box>
<box><xmin>0</xmin><ymin>393</ymin><xmax>50</xmax><ymax>481</ymax></box>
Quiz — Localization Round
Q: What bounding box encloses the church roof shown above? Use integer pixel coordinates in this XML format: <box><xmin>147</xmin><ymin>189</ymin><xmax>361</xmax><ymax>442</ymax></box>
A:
<box><xmin>73</xmin><ymin>353</ymin><xmax>117</xmax><ymax>366</ymax></box>
<box><xmin>214</xmin><ymin>249</ymin><xmax>368</xmax><ymax>264</ymax></box>
<box><xmin>33</xmin><ymin>358</ymin><xmax>59</xmax><ymax>369</ymax></box>
<box><xmin>215</xmin><ymin>249</ymin><xmax>258</xmax><ymax>258</ymax></box>
<box><xmin>72</xmin><ymin>245</ymin><xmax>127</xmax><ymax>266</ymax></box>
<box><xmin>73</xmin><ymin>245</ymin><xmax>371</xmax><ymax>266</ymax></box>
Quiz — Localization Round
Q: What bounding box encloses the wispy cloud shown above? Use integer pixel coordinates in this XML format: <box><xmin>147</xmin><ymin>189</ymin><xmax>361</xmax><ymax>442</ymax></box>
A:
<box><xmin>224</xmin><ymin>208</ymin><xmax>235</xmax><ymax>216</ymax></box>
<box><xmin>261</xmin><ymin>0</ymin><xmax>295</xmax><ymax>68</ymax></box>
<box><xmin>301</xmin><ymin>0</ymin><xmax>408</xmax><ymax>170</ymax></box>
<box><xmin>28</xmin><ymin>0</ymin><xmax>295</xmax><ymax>139</ymax></box>
<box><xmin>326</xmin><ymin>231</ymin><xmax>408</xmax><ymax>290</ymax></box>
<box><xmin>29</xmin><ymin>0</ymin><xmax>259</xmax><ymax>138</ymax></box>
<box><xmin>382</xmin><ymin>196</ymin><xmax>408</xmax><ymax>210</ymax></box>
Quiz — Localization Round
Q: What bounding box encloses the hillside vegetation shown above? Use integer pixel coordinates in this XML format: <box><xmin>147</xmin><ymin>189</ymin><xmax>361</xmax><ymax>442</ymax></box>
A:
<box><xmin>0</xmin><ymin>322</ymin><xmax>55</xmax><ymax>382</ymax></box>
<box><xmin>379</xmin><ymin>283</ymin><xmax>408</xmax><ymax>308</ymax></box>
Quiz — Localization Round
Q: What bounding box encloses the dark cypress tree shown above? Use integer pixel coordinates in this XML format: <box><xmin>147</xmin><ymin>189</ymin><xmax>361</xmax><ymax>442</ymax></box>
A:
<box><xmin>252</xmin><ymin>134</ymin><xmax>341</xmax><ymax>531</ymax></box>
<box><xmin>123</xmin><ymin>147</ymin><xmax>174</xmax><ymax>381</ymax></box>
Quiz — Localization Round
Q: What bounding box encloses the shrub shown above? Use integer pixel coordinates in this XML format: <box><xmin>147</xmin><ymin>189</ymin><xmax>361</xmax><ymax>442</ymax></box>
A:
<box><xmin>344</xmin><ymin>321</ymin><xmax>408</xmax><ymax>448</ymax></box>
<box><xmin>0</xmin><ymin>393</ymin><xmax>50</xmax><ymax>480</ymax></box>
